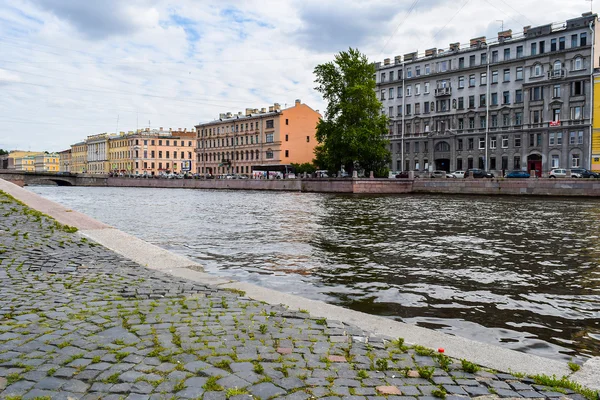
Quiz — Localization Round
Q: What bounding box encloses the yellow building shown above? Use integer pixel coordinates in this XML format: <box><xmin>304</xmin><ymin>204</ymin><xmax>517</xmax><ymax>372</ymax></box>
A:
<box><xmin>593</xmin><ymin>74</ymin><xmax>600</xmax><ymax>171</ymax></box>
<box><xmin>34</xmin><ymin>153</ymin><xmax>59</xmax><ymax>172</ymax></box>
<box><xmin>58</xmin><ymin>149</ymin><xmax>71</xmax><ymax>173</ymax></box>
<box><xmin>108</xmin><ymin>133</ymin><xmax>134</xmax><ymax>174</ymax></box>
<box><xmin>14</xmin><ymin>155</ymin><xmax>36</xmax><ymax>171</ymax></box>
<box><xmin>8</xmin><ymin>151</ymin><xmax>43</xmax><ymax>170</ymax></box>
<box><xmin>71</xmin><ymin>142</ymin><xmax>87</xmax><ymax>173</ymax></box>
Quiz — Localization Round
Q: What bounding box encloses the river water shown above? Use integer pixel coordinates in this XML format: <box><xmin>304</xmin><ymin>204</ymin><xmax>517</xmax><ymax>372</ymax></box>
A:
<box><xmin>27</xmin><ymin>186</ymin><xmax>600</xmax><ymax>361</ymax></box>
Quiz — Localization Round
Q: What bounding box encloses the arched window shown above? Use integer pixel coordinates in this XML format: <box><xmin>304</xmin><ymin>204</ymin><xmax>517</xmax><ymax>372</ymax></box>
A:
<box><xmin>533</xmin><ymin>64</ymin><xmax>543</xmax><ymax>77</ymax></box>
<box><xmin>266</xmin><ymin>149</ymin><xmax>274</xmax><ymax>159</ymax></box>
<box><xmin>246</xmin><ymin>150</ymin><xmax>249</xmax><ymax>160</ymax></box>
<box><xmin>256</xmin><ymin>150</ymin><xmax>259</xmax><ymax>160</ymax></box>
<box><xmin>553</xmin><ymin>60</ymin><xmax>561</xmax><ymax>71</ymax></box>
<box><xmin>435</xmin><ymin>141</ymin><xmax>451</xmax><ymax>152</ymax></box>
<box><xmin>574</xmin><ymin>56</ymin><xmax>583</xmax><ymax>70</ymax></box>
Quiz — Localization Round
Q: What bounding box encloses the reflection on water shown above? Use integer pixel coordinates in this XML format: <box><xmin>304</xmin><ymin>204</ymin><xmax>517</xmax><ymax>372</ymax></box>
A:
<box><xmin>28</xmin><ymin>186</ymin><xmax>600</xmax><ymax>360</ymax></box>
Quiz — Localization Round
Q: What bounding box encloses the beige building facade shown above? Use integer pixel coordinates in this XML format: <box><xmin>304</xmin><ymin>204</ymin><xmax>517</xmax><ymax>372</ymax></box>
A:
<box><xmin>195</xmin><ymin>100</ymin><xmax>320</xmax><ymax>175</ymax></box>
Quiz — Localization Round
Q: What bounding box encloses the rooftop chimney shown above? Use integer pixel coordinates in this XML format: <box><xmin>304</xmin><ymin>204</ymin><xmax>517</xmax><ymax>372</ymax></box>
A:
<box><xmin>274</xmin><ymin>103</ymin><xmax>281</xmax><ymax>111</ymax></box>
<box><xmin>449</xmin><ymin>42</ymin><xmax>460</xmax><ymax>51</ymax></box>
<box><xmin>469</xmin><ymin>36</ymin><xmax>486</xmax><ymax>48</ymax></box>
<box><xmin>159</xmin><ymin>127</ymin><xmax>163</xmax><ymax>131</ymax></box>
<box><xmin>295</xmin><ymin>99</ymin><xmax>301</xmax><ymax>106</ymax></box>
<box><xmin>384</xmin><ymin>58</ymin><xmax>391</xmax><ymax>65</ymax></box>
<box><xmin>261</xmin><ymin>108</ymin><xmax>266</xmax><ymax>113</ymax></box>
<box><xmin>523</xmin><ymin>25</ymin><xmax>531</xmax><ymax>34</ymax></box>
<box><xmin>269</xmin><ymin>106</ymin><xmax>274</xmax><ymax>112</ymax></box>
<box><xmin>394</xmin><ymin>55</ymin><xmax>402</xmax><ymax>64</ymax></box>
<box><xmin>425</xmin><ymin>48</ymin><xmax>437</xmax><ymax>57</ymax></box>
<box><xmin>498</xmin><ymin>29</ymin><xmax>512</xmax><ymax>42</ymax></box>
<box><xmin>245</xmin><ymin>108</ymin><xmax>253</xmax><ymax>116</ymax></box>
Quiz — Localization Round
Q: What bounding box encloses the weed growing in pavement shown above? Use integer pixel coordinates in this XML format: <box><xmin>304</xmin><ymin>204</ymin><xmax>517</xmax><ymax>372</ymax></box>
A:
<box><xmin>203</xmin><ymin>376</ymin><xmax>224</xmax><ymax>391</ymax></box>
<box><xmin>416</xmin><ymin>366</ymin><xmax>435</xmax><ymax>379</ymax></box>
<box><xmin>461</xmin><ymin>359</ymin><xmax>479</xmax><ymax>373</ymax></box>
<box><xmin>531</xmin><ymin>374</ymin><xmax>599</xmax><ymax>400</ymax></box>
<box><xmin>568</xmin><ymin>361</ymin><xmax>581</xmax><ymax>372</ymax></box>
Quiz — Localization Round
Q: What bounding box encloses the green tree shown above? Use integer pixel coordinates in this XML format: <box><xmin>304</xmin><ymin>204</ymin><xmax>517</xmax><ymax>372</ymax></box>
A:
<box><xmin>313</xmin><ymin>48</ymin><xmax>391</xmax><ymax>177</ymax></box>
<box><xmin>291</xmin><ymin>162</ymin><xmax>317</xmax><ymax>175</ymax></box>
<box><xmin>0</xmin><ymin>149</ymin><xmax>8</xmax><ymax>156</ymax></box>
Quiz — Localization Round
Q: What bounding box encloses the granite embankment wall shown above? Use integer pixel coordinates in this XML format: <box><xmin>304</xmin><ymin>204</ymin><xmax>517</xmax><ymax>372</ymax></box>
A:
<box><xmin>107</xmin><ymin>177</ymin><xmax>600</xmax><ymax>196</ymax></box>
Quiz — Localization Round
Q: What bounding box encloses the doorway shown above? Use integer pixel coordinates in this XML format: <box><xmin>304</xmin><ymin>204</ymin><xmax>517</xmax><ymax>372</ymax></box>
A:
<box><xmin>435</xmin><ymin>158</ymin><xmax>450</xmax><ymax>172</ymax></box>
<box><xmin>527</xmin><ymin>154</ymin><xmax>542</xmax><ymax>177</ymax></box>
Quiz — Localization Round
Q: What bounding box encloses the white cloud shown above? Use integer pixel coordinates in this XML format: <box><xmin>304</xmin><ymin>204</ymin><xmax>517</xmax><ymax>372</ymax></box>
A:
<box><xmin>0</xmin><ymin>0</ymin><xmax>593</xmax><ymax>151</ymax></box>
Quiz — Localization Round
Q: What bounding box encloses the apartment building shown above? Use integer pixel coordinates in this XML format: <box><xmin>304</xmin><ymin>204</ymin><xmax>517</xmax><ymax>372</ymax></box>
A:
<box><xmin>70</xmin><ymin>142</ymin><xmax>87</xmax><ymax>173</ymax></box>
<box><xmin>593</xmin><ymin>73</ymin><xmax>600</xmax><ymax>171</ymax></box>
<box><xmin>58</xmin><ymin>149</ymin><xmax>71</xmax><ymax>173</ymax></box>
<box><xmin>376</xmin><ymin>12</ymin><xmax>598</xmax><ymax>176</ymax></box>
<box><xmin>34</xmin><ymin>153</ymin><xmax>59</xmax><ymax>172</ymax></box>
<box><xmin>131</xmin><ymin>128</ymin><xmax>196</xmax><ymax>175</ymax></box>
<box><xmin>195</xmin><ymin>100</ymin><xmax>320</xmax><ymax>175</ymax></box>
<box><xmin>8</xmin><ymin>151</ymin><xmax>43</xmax><ymax>170</ymax></box>
<box><xmin>14</xmin><ymin>155</ymin><xmax>36</xmax><ymax>172</ymax></box>
<box><xmin>87</xmin><ymin>134</ymin><xmax>109</xmax><ymax>174</ymax></box>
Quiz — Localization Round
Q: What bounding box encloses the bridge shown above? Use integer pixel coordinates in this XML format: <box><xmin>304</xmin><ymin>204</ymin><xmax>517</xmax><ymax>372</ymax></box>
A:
<box><xmin>0</xmin><ymin>170</ymin><xmax>108</xmax><ymax>187</ymax></box>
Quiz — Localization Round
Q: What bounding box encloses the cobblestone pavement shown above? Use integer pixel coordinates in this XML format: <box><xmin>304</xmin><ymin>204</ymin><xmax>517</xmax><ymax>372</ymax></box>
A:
<box><xmin>0</xmin><ymin>192</ymin><xmax>591</xmax><ymax>400</ymax></box>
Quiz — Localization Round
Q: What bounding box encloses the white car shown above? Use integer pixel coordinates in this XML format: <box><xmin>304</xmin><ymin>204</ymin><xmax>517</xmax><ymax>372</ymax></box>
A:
<box><xmin>448</xmin><ymin>170</ymin><xmax>465</xmax><ymax>179</ymax></box>
<box><xmin>549</xmin><ymin>168</ymin><xmax>582</xmax><ymax>178</ymax></box>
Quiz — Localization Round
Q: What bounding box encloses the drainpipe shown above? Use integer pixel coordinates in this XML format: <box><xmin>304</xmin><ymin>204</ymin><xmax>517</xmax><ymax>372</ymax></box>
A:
<box><xmin>401</xmin><ymin>61</ymin><xmax>405</xmax><ymax>172</ymax></box>
<box><xmin>589</xmin><ymin>20</ymin><xmax>595</xmax><ymax>170</ymax></box>
<box><xmin>485</xmin><ymin>45</ymin><xmax>491</xmax><ymax>172</ymax></box>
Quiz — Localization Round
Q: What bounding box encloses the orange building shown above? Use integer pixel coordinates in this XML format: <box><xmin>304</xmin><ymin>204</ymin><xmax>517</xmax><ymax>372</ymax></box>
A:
<box><xmin>195</xmin><ymin>100</ymin><xmax>320</xmax><ymax>175</ymax></box>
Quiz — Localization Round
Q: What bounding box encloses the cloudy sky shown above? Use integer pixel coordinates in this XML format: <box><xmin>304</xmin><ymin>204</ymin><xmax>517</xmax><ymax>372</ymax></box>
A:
<box><xmin>0</xmin><ymin>0</ymin><xmax>593</xmax><ymax>152</ymax></box>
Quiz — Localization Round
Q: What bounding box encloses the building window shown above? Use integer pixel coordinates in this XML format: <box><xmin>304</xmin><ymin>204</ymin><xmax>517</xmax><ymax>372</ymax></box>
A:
<box><xmin>574</xmin><ymin>57</ymin><xmax>583</xmax><ymax>71</ymax></box>
<box><xmin>533</xmin><ymin>110</ymin><xmax>541</xmax><ymax>123</ymax></box>
<box><xmin>490</xmin><ymin>136</ymin><xmax>497</xmax><ymax>149</ymax></box>
<box><xmin>469</xmin><ymin>55</ymin><xmax>476</xmax><ymax>67</ymax></box>
<box><xmin>502</xmin><ymin>114</ymin><xmax>509</xmax><ymax>126</ymax></box>
<box><xmin>389</xmin><ymin>88</ymin><xmax>394</xmax><ymax>98</ymax></box>
<box><xmin>492</xmin><ymin>50</ymin><xmax>498</xmax><ymax>63</ymax></box>
<box><xmin>457</xmin><ymin>139</ymin><xmax>463</xmax><ymax>150</ymax></box>
<box><xmin>480</xmin><ymin>72</ymin><xmax>487</xmax><ymax>85</ymax></box>
<box><xmin>503</xmin><ymin>69</ymin><xmax>510</xmax><ymax>82</ymax></box>
<box><xmin>531</xmin><ymin>86</ymin><xmax>543</xmax><ymax>101</ymax></box>
<box><xmin>468</xmin><ymin>95</ymin><xmax>475</xmax><ymax>108</ymax></box>
<box><xmin>491</xmin><ymin>92</ymin><xmax>498</xmax><ymax>105</ymax></box>
<box><xmin>516</xmin><ymin>46</ymin><xmax>523</xmax><ymax>58</ymax></box>
<box><xmin>551</xmin><ymin>154</ymin><xmax>559</xmax><ymax>168</ymax></box>
<box><xmin>553</xmin><ymin>84</ymin><xmax>561</xmax><ymax>98</ymax></box>
<box><xmin>514</xmin><ymin>135</ymin><xmax>521</xmax><ymax>147</ymax></box>
<box><xmin>389</xmin><ymin>106</ymin><xmax>394</xmax><ymax>117</ymax></box>
<box><xmin>469</xmin><ymin>74</ymin><xmax>476</xmax><ymax>87</ymax></box>
<box><xmin>406</xmin><ymin>104</ymin><xmax>412</xmax><ymax>115</ymax></box>
<box><xmin>503</xmin><ymin>91</ymin><xmax>510</xmax><ymax>104</ymax></box>
<box><xmin>581</xmin><ymin>32</ymin><xmax>587</xmax><ymax>46</ymax></box>
<box><xmin>516</xmin><ymin>67</ymin><xmax>523</xmax><ymax>80</ymax></box>
<box><xmin>550</xmin><ymin>133</ymin><xmax>555</xmax><ymax>145</ymax></box>
<box><xmin>531</xmin><ymin>42</ymin><xmax>537</xmax><ymax>56</ymax></box>
<box><xmin>557</xmin><ymin>132</ymin><xmax>563</xmax><ymax>144</ymax></box>
<box><xmin>553</xmin><ymin>108</ymin><xmax>560</xmax><ymax>122</ymax></box>
<box><xmin>571</xmin><ymin>106</ymin><xmax>582</xmax><ymax>120</ymax></box>
<box><xmin>578</xmin><ymin>130</ymin><xmax>584</xmax><ymax>144</ymax></box>
<box><xmin>397</xmin><ymin>105</ymin><xmax>403</xmax><ymax>116</ymax></box>
<box><xmin>424</xmin><ymin>82</ymin><xmax>430</xmax><ymax>93</ymax></box>
<box><xmin>480</xmin><ymin>116</ymin><xmax>487</xmax><ymax>129</ymax></box>
<box><xmin>502</xmin><ymin>135</ymin><xmax>509</xmax><ymax>148</ymax></box>
<box><xmin>285</xmin><ymin>150</ymin><xmax>289</xmax><ymax>158</ymax></box>
<box><xmin>534</xmin><ymin>64</ymin><xmax>542</xmax><ymax>76</ymax></box>
<box><xmin>285</xmin><ymin>134</ymin><xmax>289</xmax><ymax>142</ymax></box>
<box><xmin>266</xmin><ymin>120</ymin><xmax>274</xmax><ymax>129</ymax></box>
<box><xmin>266</xmin><ymin>149</ymin><xmax>274</xmax><ymax>159</ymax></box>
<box><xmin>406</xmin><ymin>86</ymin><xmax>412</xmax><ymax>96</ymax></box>
<box><xmin>458</xmin><ymin>118</ymin><xmax>464</xmax><ymax>130</ymax></box>
<box><xmin>468</xmin><ymin>138</ymin><xmax>474</xmax><ymax>149</ymax></box>
<box><xmin>458</xmin><ymin>57</ymin><xmax>465</xmax><ymax>68</ymax></box>
<box><xmin>539</xmin><ymin>41</ymin><xmax>545</xmax><ymax>54</ymax></box>
<box><xmin>458</xmin><ymin>76</ymin><xmax>465</xmax><ymax>89</ymax></box>
<box><xmin>480</xmin><ymin>94</ymin><xmax>486</xmax><ymax>107</ymax></box>
<box><xmin>504</xmin><ymin>48</ymin><xmax>510</xmax><ymax>60</ymax></box>
<box><xmin>381</xmin><ymin>90</ymin><xmax>386</xmax><ymax>100</ymax></box>
<box><xmin>572</xmin><ymin>154</ymin><xmax>581</xmax><ymax>167</ymax></box>
<box><xmin>415</xmin><ymin>84</ymin><xmax>421</xmax><ymax>95</ymax></box>
<box><xmin>479</xmin><ymin>137</ymin><xmax>485</xmax><ymax>149</ymax></box>
<box><xmin>469</xmin><ymin>117</ymin><xmax>475</xmax><ymax>129</ymax></box>
<box><xmin>458</xmin><ymin>97</ymin><xmax>464</xmax><ymax>109</ymax></box>
<box><xmin>551</xmin><ymin>38</ymin><xmax>557</xmax><ymax>52</ymax></box>
<box><xmin>570</xmin><ymin>131</ymin><xmax>576</xmax><ymax>145</ymax></box>
<box><xmin>492</xmin><ymin>70</ymin><xmax>498</xmax><ymax>83</ymax></box>
<box><xmin>415</xmin><ymin>66</ymin><xmax>421</xmax><ymax>76</ymax></box>
<box><xmin>266</xmin><ymin>133</ymin><xmax>274</xmax><ymax>143</ymax></box>
<box><xmin>515</xmin><ymin>89</ymin><xmax>523</xmax><ymax>103</ymax></box>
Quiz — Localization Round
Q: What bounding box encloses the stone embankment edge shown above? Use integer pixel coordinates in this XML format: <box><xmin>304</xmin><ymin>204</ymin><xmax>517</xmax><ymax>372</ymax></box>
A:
<box><xmin>1</xmin><ymin>178</ymin><xmax>597</xmax><ymax>391</ymax></box>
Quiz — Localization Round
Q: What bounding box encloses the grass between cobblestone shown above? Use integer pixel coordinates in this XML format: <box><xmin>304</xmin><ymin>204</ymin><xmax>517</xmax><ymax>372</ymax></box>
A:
<box><xmin>0</xmin><ymin>189</ymin><xmax>598</xmax><ymax>400</ymax></box>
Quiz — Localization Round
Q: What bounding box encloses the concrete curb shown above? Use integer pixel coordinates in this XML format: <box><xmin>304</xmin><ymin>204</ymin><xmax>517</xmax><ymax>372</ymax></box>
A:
<box><xmin>1</xmin><ymin>178</ymin><xmax>597</xmax><ymax>390</ymax></box>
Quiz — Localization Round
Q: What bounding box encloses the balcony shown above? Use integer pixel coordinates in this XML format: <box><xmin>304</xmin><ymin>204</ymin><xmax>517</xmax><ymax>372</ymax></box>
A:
<box><xmin>548</xmin><ymin>69</ymin><xmax>565</xmax><ymax>79</ymax></box>
<box><xmin>435</xmin><ymin>87</ymin><xmax>452</xmax><ymax>97</ymax></box>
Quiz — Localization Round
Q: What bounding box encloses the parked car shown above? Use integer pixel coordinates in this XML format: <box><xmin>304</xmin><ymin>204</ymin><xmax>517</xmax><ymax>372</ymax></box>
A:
<box><xmin>448</xmin><ymin>170</ymin><xmax>465</xmax><ymax>179</ymax></box>
<box><xmin>505</xmin><ymin>170</ymin><xmax>531</xmax><ymax>178</ymax></box>
<box><xmin>549</xmin><ymin>168</ymin><xmax>582</xmax><ymax>178</ymax></box>
<box><xmin>571</xmin><ymin>168</ymin><xmax>600</xmax><ymax>178</ymax></box>
<box><xmin>464</xmin><ymin>169</ymin><xmax>494</xmax><ymax>178</ymax></box>
<box><xmin>395</xmin><ymin>171</ymin><xmax>410</xmax><ymax>179</ymax></box>
<box><xmin>430</xmin><ymin>170</ymin><xmax>447</xmax><ymax>178</ymax></box>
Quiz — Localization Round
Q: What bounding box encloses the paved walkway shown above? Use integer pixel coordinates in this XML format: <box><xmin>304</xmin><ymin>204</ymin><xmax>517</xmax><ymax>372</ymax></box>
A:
<box><xmin>0</xmin><ymin>191</ymin><xmax>592</xmax><ymax>400</ymax></box>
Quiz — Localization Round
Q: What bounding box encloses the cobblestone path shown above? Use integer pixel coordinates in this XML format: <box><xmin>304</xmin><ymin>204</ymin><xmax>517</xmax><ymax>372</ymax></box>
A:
<box><xmin>0</xmin><ymin>192</ymin><xmax>591</xmax><ymax>400</ymax></box>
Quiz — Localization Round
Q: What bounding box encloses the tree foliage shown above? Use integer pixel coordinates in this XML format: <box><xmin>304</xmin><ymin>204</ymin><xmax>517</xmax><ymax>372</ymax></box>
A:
<box><xmin>291</xmin><ymin>162</ymin><xmax>317</xmax><ymax>175</ymax></box>
<box><xmin>0</xmin><ymin>149</ymin><xmax>8</xmax><ymax>156</ymax></box>
<box><xmin>313</xmin><ymin>48</ymin><xmax>391</xmax><ymax>177</ymax></box>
